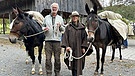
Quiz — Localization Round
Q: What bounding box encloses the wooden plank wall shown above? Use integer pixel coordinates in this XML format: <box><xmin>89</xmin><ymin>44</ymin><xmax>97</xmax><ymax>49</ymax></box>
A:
<box><xmin>35</xmin><ymin>0</ymin><xmax>88</xmax><ymax>15</ymax></box>
<box><xmin>0</xmin><ymin>0</ymin><xmax>33</xmax><ymax>14</ymax></box>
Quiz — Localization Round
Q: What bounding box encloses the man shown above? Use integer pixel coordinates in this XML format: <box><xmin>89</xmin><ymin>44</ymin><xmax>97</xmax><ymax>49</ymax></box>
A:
<box><xmin>42</xmin><ymin>3</ymin><xmax>65</xmax><ymax>76</ymax></box>
<box><xmin>61</xmin><ymin>11</ymin><xmax>88</xmax><ymax>76</ymax></box>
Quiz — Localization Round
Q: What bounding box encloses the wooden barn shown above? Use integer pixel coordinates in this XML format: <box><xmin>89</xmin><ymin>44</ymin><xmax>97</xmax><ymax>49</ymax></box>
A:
<box><xmin>0</xmin><ymin>0</ymin><xmax>102</xmax><ymax>33</ymax></box>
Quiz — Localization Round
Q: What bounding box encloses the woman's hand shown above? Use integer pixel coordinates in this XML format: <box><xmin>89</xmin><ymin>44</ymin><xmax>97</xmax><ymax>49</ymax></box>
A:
<box><xmin>66</xmin><ymin>47</ymin><xmax>71</xmax><ymax>52</ymax></box>
<box><xmin>82</xmin><ymin>48</ymin><xmax>85</xmax><ymax>53</ymax></box>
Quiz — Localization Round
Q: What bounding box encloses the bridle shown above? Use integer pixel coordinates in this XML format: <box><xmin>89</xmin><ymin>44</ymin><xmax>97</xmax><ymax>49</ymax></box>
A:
<box><xmin>10</xmin><ymin>17</ymin><xmax>45</xmax><ymax>40</ymax></box>
<box><xmin>87</xmin><ymin>15</ymin><xmax>100</xmax><ymax>34</ymax></box>
<box><xmin>10</xmin><ymin>19</ymin><xmax>28</xmax><ymax>37</ymax></box>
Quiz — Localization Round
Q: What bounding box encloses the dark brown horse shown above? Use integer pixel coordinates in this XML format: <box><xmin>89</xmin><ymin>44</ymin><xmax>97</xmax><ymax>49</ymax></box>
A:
<box><xmin>9</xmin><ymin>7</ymin><xmax>45</xmax><ymax>75</ymax></box>
<box><xmin>85</xmin><ymin>3</ymin><xmax>123</xmax><ymax>76</ymax></box>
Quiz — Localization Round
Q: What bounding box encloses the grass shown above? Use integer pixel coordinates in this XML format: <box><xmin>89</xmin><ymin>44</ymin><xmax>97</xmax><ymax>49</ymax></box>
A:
<box><xmin>0</xmin><ymin>24</ymin><xmax>10</xmax><ymax>34</ymax></box>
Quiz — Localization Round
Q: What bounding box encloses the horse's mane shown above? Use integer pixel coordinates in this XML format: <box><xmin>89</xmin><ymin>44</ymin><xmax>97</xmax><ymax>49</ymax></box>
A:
<box><xmin>10</xmin><ymin>11</ymin><xmax>44</xmax><ymax>29</ymax></box>
<box><xmin>24</xmin><ymin>13</ymin><xmax>43</xmax><ymax>33</ymax></box>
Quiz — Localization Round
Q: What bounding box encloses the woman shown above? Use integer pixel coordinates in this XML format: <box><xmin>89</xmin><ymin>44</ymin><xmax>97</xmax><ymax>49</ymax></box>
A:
<box><xmin>61</xmin><ymin>11</ymin><xmax>88</xmax><ymax>76</ymax></box>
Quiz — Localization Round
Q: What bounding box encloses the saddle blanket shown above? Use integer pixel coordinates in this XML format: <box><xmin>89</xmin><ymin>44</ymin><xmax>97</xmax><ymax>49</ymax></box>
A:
<box><xmin>98</xmin><ymin>11</ymin><xmax>128</xmax><ymax>40</ymax></box>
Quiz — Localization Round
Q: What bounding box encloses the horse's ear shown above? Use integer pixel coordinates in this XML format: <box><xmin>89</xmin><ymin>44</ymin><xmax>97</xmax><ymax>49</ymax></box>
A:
<box><xmin>93</xmin><ymin>3</ymin><xmax>97</xmax><ymax>14</ymax></box>
<box><xmin>85</xmin><ymin>3</ymin><xmax>90</xmax><ymax>15</ymax></box>
<box><xmin>12</xmin><ymin>7</ymin><xmax>18</xmax><ymax>16</ymax></box>
<box><xmin>16</xmin><ymin>7</ymin><xmax>24</xmax><ymax>14</ymax></box>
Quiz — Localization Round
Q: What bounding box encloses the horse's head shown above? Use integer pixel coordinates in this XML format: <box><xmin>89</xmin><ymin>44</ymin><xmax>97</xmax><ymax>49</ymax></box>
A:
<box><xmin>9</xmin><ymin>7</ymin><xmax>31</xmax><ymax>43</ymax></box>
<box><xmin>85</xmin><ymin>3</ymin><xmax>99</xmax><ymax>42</ymax></box>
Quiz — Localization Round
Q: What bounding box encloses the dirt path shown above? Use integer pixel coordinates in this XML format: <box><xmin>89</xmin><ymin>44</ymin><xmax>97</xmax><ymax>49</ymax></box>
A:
<box><xmin>0</xmin><ymin>38</ymin><xmax>135</xmax><ymax>76</ymax></box>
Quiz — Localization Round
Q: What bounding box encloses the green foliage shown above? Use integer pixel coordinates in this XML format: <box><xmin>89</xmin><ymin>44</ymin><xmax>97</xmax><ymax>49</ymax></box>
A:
<box><xmin>0</xmin><ymin>18</ymin><xmax>9</xmax><ymax>24</ymax></box>
<box><xmin>99</xmin><ymin>5</ymin><xmax>135</xmax><ymax>22</ymax></box>
<box><xmin>0</xmin><ymin>19</ymin><xmax>10</xmax><ymax>34</ymax></box>
<box><xmin>121</xmin><ymin>18</ymin><xmax>129</xmax><ymax>25</ymax></box>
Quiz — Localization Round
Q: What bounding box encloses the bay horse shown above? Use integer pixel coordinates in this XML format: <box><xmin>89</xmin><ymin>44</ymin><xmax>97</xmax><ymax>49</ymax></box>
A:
<box><xmin>85</xmin><ymin>3</ymin><xmax>123</xmax><ymax>76</ymax></box>
<box><xmin>9</xmin><ymin>7</ymin><xmax>45</xmax><ymax>75</ymax></box>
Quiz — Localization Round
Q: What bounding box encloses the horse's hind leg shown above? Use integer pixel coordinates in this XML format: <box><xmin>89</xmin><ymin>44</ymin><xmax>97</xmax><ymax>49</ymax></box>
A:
<box><xmin>111</xmin><ymin>45</ymin><xmax>115</xmax><ymax>62</ymax></box>
<box><xmin>38</xmin><ymin>44</ymin><xmax>43</xmax><ymax>75</ymax></box>
<box><xmin>119</xmin><ymin>47</ymin><xmax>122</xmax><ymax>62</ymax></box>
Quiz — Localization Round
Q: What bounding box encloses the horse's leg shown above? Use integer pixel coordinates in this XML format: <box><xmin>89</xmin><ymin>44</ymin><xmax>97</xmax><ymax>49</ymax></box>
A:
<box><xmin>111</xmin><ymin>45</ymin><xmax>115</xmax><ymax>62</ymax></box>
<box><xmin>24</xmin><ymin>46</ymin><xmax>30</xmax><ymax>64</ymax></box>
<box><xmin>94</xmin><ymin>47</ymin><xmax>100</xmax><ymax>75</ymax></box>
<box><xmin>28</xmin><ymin>47</ymin><xmax>36</xmax><ymax>74</ymax></box>
<box><xmin>38</xmin><ymin>44</ymin><xmax>43</xmax><ymax>75</ymax></box>
<box><xmin>119</xmin><ymin>47</ymin><xmax>122</xmax><ymax>62</ymax></box>
<box><xmin>100</xmin><ymin>47</ymin><xmax>107</xmax><ymax>76</ymax></box>
<box><xmin>25</xmin><ymin>50</ymin><xmax>29</xmax><ymax>64</ymax></box>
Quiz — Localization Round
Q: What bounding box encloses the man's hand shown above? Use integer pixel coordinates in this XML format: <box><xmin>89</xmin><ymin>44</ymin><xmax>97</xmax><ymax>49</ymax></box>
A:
<box><xmin>44</xmin><ymin>27</ymin><xmax>49</xmax><ymax>31</ymax></box>
<box><xmin>57</xmin><ymin>22</ymin><xmax>61</xmax><ymax>27</ymax></box>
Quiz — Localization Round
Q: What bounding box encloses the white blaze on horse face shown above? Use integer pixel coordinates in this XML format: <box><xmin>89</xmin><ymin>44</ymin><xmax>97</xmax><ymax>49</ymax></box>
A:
<box><xmin>85</xmin><ymin>27</ymin><xmax>94</xmax><ymax>39</ymax></box>
<box><xmin>88</xmin><ymin>32</ymin><xmax>94</xmax><ymax>39</ymax></box>
<box><xmin>10</xmin><ymin>19</ymin><xmax>15</xmax><ymax>29</ymax></box>
<box><xmin>85</xmin><ymin>27</ymin><xmax>89</xmax><ymax>35</ymax></box>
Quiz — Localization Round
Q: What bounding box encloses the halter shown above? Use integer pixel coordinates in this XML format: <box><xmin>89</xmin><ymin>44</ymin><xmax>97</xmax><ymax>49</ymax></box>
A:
<box><xmin>10</xmin><ymin>18</ymin><xmax>45</xmax><ymax>40</ymax></box>
<box><xmin>10</xmin><ymin>21</ymin><xmax>28</xmax><ymax>38</ymax></box>
<box><xmin>87</xmin><ymin>17</ymin><xmax>100</xmax><ymax>34</ymax></box>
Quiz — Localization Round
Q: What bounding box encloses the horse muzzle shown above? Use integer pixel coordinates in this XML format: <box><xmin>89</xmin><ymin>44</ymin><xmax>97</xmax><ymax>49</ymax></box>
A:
<box><xmin>87</xmin><ymin>37</ymin><xmax>94</xmax><ymax>42</ymax></box>
<box><xmin>9</xmin><ymin>34</ymin><xmax>18</xmax><ymax>44</ymax></box>
<box><xmin>87</xmin><ymin>32</ymin><xmax>95</xmax><ymax>42</ymax></box>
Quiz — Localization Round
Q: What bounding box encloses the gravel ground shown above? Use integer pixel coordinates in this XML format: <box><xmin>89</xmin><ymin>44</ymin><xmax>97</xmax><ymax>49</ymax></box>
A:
<box><xmin>0</xmin><ymin>38</ymin><xmax>135</xmax><ymax>76</ymax></box>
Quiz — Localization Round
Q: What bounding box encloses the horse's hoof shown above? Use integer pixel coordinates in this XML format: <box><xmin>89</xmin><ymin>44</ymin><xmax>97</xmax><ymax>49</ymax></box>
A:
<box><xmin>31</xmin><ymin>71</ymin><xmax>35</xmax><ymax>75</ymax></box>
<box><xmin>25</xmin><ymin>60</ymin><xmax>28</xmax><ymax>64</ymax></box>
<box><xmin>94</xmin><ymin>71</ymin><xmax>98</xmax><ymax>75</ymax></box>
<box><xmin>119</xmin><ymin>60</ymin><xmax>123</xmax><ymax>62</ymax></box>
<box><xmin>110</xmin><ymin>60</ymin><xmax>113</xmax><ymax>63</ymax></box>
<box><xmin>100</xmin><ymin>74</ymin><xmax>104</xmax><ymax>76</ymax></box>
<box><xmin>39</xmin><ymin>71</ymin><xmax>43</xmax><ymax>75</ymax></box>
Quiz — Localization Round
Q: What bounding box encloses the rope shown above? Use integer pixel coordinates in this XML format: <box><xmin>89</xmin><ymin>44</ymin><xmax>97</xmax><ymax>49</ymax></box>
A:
<box><xmin>24</xmin><ymin>30</ymin><xmax>45</xmax><ymax>38</ymax></box>
<box><xmin>64</xmin><ymin>42</ymin><xmax>92</xmax><ymax>67</ymax></box>
<box><xmin>64</xmin><ymin>42</ymin><xmax>92</xmax><ymax>60</ymax></box>
<box><xmin>72</xmin><ymin>43</ymin><xmax>92</xmax><ymax>59</ymax></box>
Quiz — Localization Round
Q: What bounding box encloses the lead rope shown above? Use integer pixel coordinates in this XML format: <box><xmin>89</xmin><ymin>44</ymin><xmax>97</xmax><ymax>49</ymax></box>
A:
<box><xmin>24</xmin><ymin>30</ymin><xmax>45</xmax><ymax>39</ymax></box>
<box><xmin>56</xmin><ymin>24</ymin><xmax>59</xmax><ymax>38</ymax></box>
<box><xmin>64</xmin><ymin>42</ymin><xmax>92</xmax><ymax>66</ymax></box>
<box><xmin>73</xmin><ymin>42</ymin><xmax>92</xmax><ymax>59</ymax></box>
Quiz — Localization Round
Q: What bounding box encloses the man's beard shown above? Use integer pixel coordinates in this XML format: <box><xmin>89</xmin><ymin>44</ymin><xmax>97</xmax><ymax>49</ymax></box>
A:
<box><xmin>51</xmin><ymin>11</ymin><xmax>58</xmax><ymax>14</ymax></box>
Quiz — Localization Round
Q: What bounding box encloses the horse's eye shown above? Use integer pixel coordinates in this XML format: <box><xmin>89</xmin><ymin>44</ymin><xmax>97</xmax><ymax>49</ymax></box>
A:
<box><xmin>14</xmin><ymin>21</ymin><xmax>20</xmax><ymax>24</ymax></box>
<box><xmin>94</xmin><ymin>17</ymin><xmax>98</xmax><ymax>21</ymax></box>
